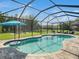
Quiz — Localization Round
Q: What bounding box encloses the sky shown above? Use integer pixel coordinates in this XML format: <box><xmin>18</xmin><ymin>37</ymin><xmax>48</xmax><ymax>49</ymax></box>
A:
<box><xmin>0</xmin><ymin>0</ymin><xmax>79</xmax><ymax>24</ymax></box>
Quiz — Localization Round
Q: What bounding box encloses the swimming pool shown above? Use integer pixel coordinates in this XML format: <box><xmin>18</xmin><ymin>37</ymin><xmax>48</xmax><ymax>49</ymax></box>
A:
<box><xmin>5</xmin><ymin>35</ymin><xmax>74</xmax><ymax>54</ymax></box>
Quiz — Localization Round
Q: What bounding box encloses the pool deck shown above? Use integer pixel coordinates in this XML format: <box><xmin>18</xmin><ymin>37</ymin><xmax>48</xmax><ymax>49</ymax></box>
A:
<box><xmin>0</xmin><ymin>33</ymin><xmax>79</xmax><ymax>59</ymax></box>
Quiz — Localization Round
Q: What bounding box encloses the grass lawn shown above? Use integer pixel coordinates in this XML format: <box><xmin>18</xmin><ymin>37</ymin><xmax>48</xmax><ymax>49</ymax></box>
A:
<box><xmin>0</xmin><ymin>31</ymin><xmax>48</xmax><ymax>40</ymax></box>
<box><xmin>0</xmin><ymin>30</ymin><xmax>79</xmax><ymax>40</ymax></box>
<box><xmin>0</xmin><ymin>33</ymin><xmax>14</xmax><ymax>40</ymax></box>
<box><xmin>0</xmin><ymin>29</ymin><xmax>52</xmax><ymax>40</ymax></box>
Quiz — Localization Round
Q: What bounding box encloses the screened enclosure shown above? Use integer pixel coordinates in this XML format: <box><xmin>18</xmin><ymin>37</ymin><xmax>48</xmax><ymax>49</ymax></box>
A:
<box><xmin>0</xmin><ymin>0</ymin><xmax>79</xmax><ymax>38</ymax></box>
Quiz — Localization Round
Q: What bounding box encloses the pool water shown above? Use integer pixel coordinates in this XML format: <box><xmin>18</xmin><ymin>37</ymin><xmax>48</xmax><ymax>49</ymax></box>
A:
<box><xmin>6</xmin><ymin>35</ymin><xmax>74</xmax><ymax>54</ymax></box>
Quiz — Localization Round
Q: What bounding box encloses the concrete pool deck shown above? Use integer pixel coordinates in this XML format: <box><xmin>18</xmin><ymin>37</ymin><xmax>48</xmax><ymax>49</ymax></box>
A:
<box><xmin>0</xmin><ymin>33</ymin><xmax>79</xmax><ymax>59</ymax></box>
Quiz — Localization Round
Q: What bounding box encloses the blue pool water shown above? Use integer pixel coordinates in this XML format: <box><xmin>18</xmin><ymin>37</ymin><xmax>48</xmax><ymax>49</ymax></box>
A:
<box><xmin>6</xmin><ymin>35</ymin><xmax>74</xmax><ymax>54</ymax></box>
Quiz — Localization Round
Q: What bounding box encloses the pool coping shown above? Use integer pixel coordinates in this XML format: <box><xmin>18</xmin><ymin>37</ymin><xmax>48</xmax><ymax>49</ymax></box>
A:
<box><xmin>1</xmin><ymin>33</ymin><xmax>79</xmax><ymax>56</ymax></box>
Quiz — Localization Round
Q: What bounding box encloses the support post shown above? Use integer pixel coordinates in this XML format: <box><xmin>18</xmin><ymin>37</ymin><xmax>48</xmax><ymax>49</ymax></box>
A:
<box><xmin>47</xmin><ymin>23</ymin><xmax>48</xmax><ymax>34</ymax></box>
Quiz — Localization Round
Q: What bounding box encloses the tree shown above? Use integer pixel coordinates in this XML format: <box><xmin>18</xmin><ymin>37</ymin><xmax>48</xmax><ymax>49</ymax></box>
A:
<box><xmin>72</xmin><ymin>18</ymin><xmax>79</xmax><ymax>31</ymax></box>
<box><xmin>29</xmin><ymin>15</ymin><xmax>41</xmax><ymax>31</ymax></box>
<box><xmin>0</xmin><ymin>12</ymin><xmax>7</xmax><ymax>32</ymax></box>
<box><xmin>23</xmin><ymin>15</ymin><xmax>40</xmax><ymax>32</ymax></box>
<box><xmin>0</xmin><ymin>12</ymin><xmax>5</xmax><ymax>23</ymax></box>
